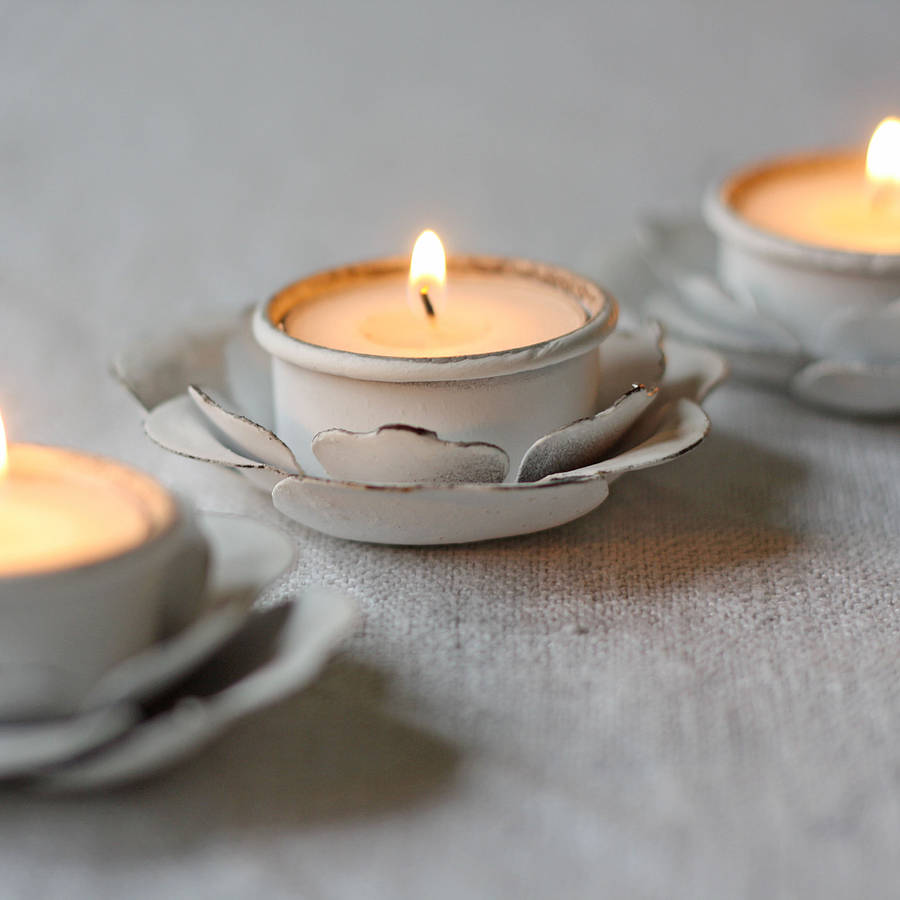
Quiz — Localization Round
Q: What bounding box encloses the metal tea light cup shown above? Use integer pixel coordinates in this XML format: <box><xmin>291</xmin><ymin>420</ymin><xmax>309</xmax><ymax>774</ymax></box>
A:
<box><xmin>253</xmin><ymin>255</ymin><xmax>618</xmax><ymax>478</ymax></box>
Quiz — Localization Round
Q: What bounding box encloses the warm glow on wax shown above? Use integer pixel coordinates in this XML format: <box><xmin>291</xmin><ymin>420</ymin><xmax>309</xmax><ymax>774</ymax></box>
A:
<box><xmin>866</xmin><ymin>117</ymin><xmax>900</xmax><ymax>185</ymax></box>
<box><xmin>0</xmin><ymin>410</ymin><xmax>8</xmax><ymax>479</ymax></box>
<box><xmin>279</xmin><ymin>229</ymin><xmax>587</xmax><ymax>357</ymax></box>
<box><xmin>407</xmin><ymin>230</ymin><xmax>447</xmax><ymax>319</ymax></box>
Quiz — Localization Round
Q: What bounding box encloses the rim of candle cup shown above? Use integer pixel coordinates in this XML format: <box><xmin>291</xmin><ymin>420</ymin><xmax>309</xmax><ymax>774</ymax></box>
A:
<box><xmin>703</xmin><ymin>151</ymin><xmax>900</xmax><ymax>275</ymax></box>
<box><xmin>254</xmin><ymin>255</ymin><xmax>618</xmax><ymax>382</ymax></box>
<box><xmin>0</xmin><ymin>445</ymin><xmax>180</xmax><ymax>586</ymax></box>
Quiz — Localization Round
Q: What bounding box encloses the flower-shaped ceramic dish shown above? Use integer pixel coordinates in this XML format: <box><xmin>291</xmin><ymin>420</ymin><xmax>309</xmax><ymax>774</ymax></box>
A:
<box><xmin>0</xmin><ymin>512</ymin><xmax>358</xmax><ymax>790</ymax></box>
<box><xmin>114</xmin><ymin>309</ymin><xmax>726</xmax><ymax>545</ymax></box>
<box><xmin>633</xmin><ymin>217</ymin><xmax>900</xmax><ymax>416</ymax></box>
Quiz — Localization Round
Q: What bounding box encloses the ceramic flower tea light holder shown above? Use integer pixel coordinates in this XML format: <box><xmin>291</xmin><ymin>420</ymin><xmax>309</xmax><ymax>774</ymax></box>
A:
<box><xmin>0</xmin><ymin>510</ymin><xmax>356</xmax><ymax>790</ymax></box>
<box><xmin>116</xmin><ymin>232</ymin><xmax>727</xmax><ymax>546</ymax></box>
<box><xmin>633</xmin><ymin>119</ymin><xmax>900</xmax><ymax>417</ymax></box>
<box><xmin>0</xmin><ymin>407</ymin><xmax>355</xmax><ymax>786</ymax></box>
<box><xmin>0</xmin><ymin>441</ymin><xmax>201</xmax><ymax>721</ymax></box>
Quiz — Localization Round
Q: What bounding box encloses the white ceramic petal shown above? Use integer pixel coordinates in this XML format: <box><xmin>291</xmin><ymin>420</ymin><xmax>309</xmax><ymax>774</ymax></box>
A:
<box><xmin>200</xmin><ymin>513</ymin><xmax>296</xmax><ymax>605</ymax></box>
<box><xmin>538</xmin><ymin>398</ymin><xmax>710</xmax><ymax>483</ymax></box>
<box><xmin>517</xmin><ymin>386</ymin><xmax>658</xmax><ymax>483</ymax></box>
<box><xmin>790</xmin><ymin>360</ymin><xmax>900</xmax><ymax>416</ymax></box>
<box><xmin>699</xmin><ymin>341</ymin><xmax>805</xmax><ymax>388</ymax></box>
<box><xmin>674</xmin><ymin>275</ymin><xmax>802</xmax><ymax>352</ymax></box>
<box><xmin>644</xmin><ymin>263</ymin><xmax>804</xmax><ymax>356</ymax></box>
<box><xmin>637</xmin><ymin>218</ymin><xmax>807</xmax><ymax>372</ymax></box>
<box><xmin>644</xmin><ymin>290</ymin><xmax>747</xmax><ymax>349</ymax></box>
<box><xmin>81</xmin><ymin>606</ymin><xmax>246</xmax><ymax>711</ymax></box>
<box><xmin>675</xmin><ymin>271</ymin><xmax>758</xmax><ymax>319</ymax></box>
<box><xmin>655</xmin><ymin>336</ymin><xmax>730</xmax><ymax>405</ymax></box>
<box><xmin>0</xmin><ymin>704</ymin><xmax>136</xmax><ymax>780</ymax></box>
<box><xmin>644</xmin><ymin>289</ymin><xmax>805</xmax><ymax>368</ymax></box>
<box><xmin>36</xmin><ymin>589</ymin><xmax>357</xmax><ymax>791</ymax></box>
<box><xmin>642</xmin><ymin>218</ymin><xmax>775</xmax><ymax>323</ymax></box>
<box><xmin>189</xmin><ymin>386</ymin><xmax>300</xmax><ymax>475</ymax></box>
<box><xmin>82</xmin><ymin>514</ymin><xmax>294</xmax><ymax>709</ymax></box>
<box><xmin>145</xmin><ymin>395</ymin><xmax>286</xmax><ymax>492</ymax></box>
<box><xmin>596</xmin><ymin>321</ymin><xmax>665</xmax><ymax>409</ymax></box>
<box><xmin>818</xmin><ymin>298</ymin><xmax>900</xmax><ymax>365</ymax></box>
<box><xmin>271</xmin><ymin>475</ymin><xmax>610</xmax><ymax>545</ymax></box>
<box><xmin>113</xmin><ymin>307</ymin><xmax>274</xmax><ymax>427</ymax></box>
<box><xmin>642</xmin><ymin>219</ymin><xmax>775</xmax><ymax>325</ymax></box>
<box><xmin>646</xmin><ymin>291</ymin><xmax>798</xmax><ymax>387</ymax></box>
<box><xmin>113</xmin><ymin>319</ymin><xmax>237</xmax><ymax>412</ymax></box>
<box><xmin>313</xmin><ymin>425</ymin><xmax>509</xmax><ymax>485</ymax></box>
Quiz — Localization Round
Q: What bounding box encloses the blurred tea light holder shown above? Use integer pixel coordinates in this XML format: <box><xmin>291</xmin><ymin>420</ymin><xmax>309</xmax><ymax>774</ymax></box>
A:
<box><xmin>0</xmin><ymin>413</ymin><xmax>208</xmax><ymax>720</ymax></box>
<box><xmin>637</xmin><ymin>118</ymin><xmax>900</xmax><ymax>416</ymax></box>
<box><xmin>0</xmin><ymin>503</ymin><xmax>357</xmax><ymax>790</ymax></box>
<box><xmin>0</xmin><ymin>410</ymin><xmax>357</xmax><ymax>785</ymax></box>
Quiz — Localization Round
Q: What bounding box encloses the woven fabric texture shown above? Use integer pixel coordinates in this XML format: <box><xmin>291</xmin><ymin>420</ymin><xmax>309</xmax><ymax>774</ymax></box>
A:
<box><xmin>1</xmin><ymin>2</ymin><xmax>899</xmax><ymax>897</ymax></box>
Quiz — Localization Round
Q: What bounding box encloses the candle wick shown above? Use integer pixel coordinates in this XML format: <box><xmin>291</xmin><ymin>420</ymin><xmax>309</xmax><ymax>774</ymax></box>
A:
<box><xmin>419</xmin><ymin>287</ymin><xmax>436</xmax><ymax>318</ymax></box>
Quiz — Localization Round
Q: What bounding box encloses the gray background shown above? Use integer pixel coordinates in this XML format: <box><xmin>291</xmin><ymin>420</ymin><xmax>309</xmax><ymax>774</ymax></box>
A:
<box><xmin>2</xmin><ymin>1</ymin><xmax>900</xmax><ymax>897</ymax></box>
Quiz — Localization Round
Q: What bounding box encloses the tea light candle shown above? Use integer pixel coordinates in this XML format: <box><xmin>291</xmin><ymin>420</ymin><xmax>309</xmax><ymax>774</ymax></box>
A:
<box><xmin>254</xmin><ymin>234</ymin><xmax>618</xmax><ymax>476</ymax></box>
<box><xmin>704</xmin><ymin>117</ymin><xmax>900</xmax><ymax>354</ymax></box>
<box><xmin>280</xmin><ymin>231</ymin><xmax>587</xmax><ymax>357</ymax></box>
<box><xmin>0</xmin><ymin>410</ymin><xmax>192</xmax><ymax>718</ymax></box>
<box><xmin>0</xmin><ymin>415</ymin><xmax>173</xmax><ymax>577</ymax></box>
<box><xmin>727</xmin><ymin>118</ymin><xmax>900</xmax><ymax>254</ymax></box>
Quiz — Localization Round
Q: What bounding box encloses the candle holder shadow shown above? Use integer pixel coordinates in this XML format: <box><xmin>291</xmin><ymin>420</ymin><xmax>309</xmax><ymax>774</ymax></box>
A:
<box><xmin>113</xmin><ymin>306</ymin><xmax>727</xmax><ymax>546</ymax></box>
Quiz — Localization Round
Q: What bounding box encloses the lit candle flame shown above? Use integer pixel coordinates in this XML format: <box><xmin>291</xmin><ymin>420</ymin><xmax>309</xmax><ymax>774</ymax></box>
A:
<box><xmin>407</xmin><ymin>230</ymin><xmax>447</xmax><ymax>320</ymax></box>
<box><xmin>866</xmin><ymin>117</ymin><xmax>900</xmax><ymax>185</ymax></box>
<box><xmin>0</xmin><ymin>410</ymin><xmax>8</xmax><ymax>479</ymax></box>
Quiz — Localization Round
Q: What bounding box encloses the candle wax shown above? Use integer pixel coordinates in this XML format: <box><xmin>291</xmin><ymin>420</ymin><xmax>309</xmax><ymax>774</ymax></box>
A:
<box><xmin>0</xmin><ymin>445</ymin><xmax>172</xmax><ymax>577</ymax></box>
<box><xmin>281</xmin><ymin>273</ymin><xmax>587</xmax><ymax>357</ymax></box>
<box><xmin>731</xmin><ymin>154</ymin><xmax>900</xmax><ymax>253</ymax></box>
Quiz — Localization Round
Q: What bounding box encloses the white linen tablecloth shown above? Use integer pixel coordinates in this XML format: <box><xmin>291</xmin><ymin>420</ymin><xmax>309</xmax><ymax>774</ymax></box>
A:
<box><xmin>1</xmin><ymin>2</ymin><xmax>898</xmax><ymax>897</ymax></box>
